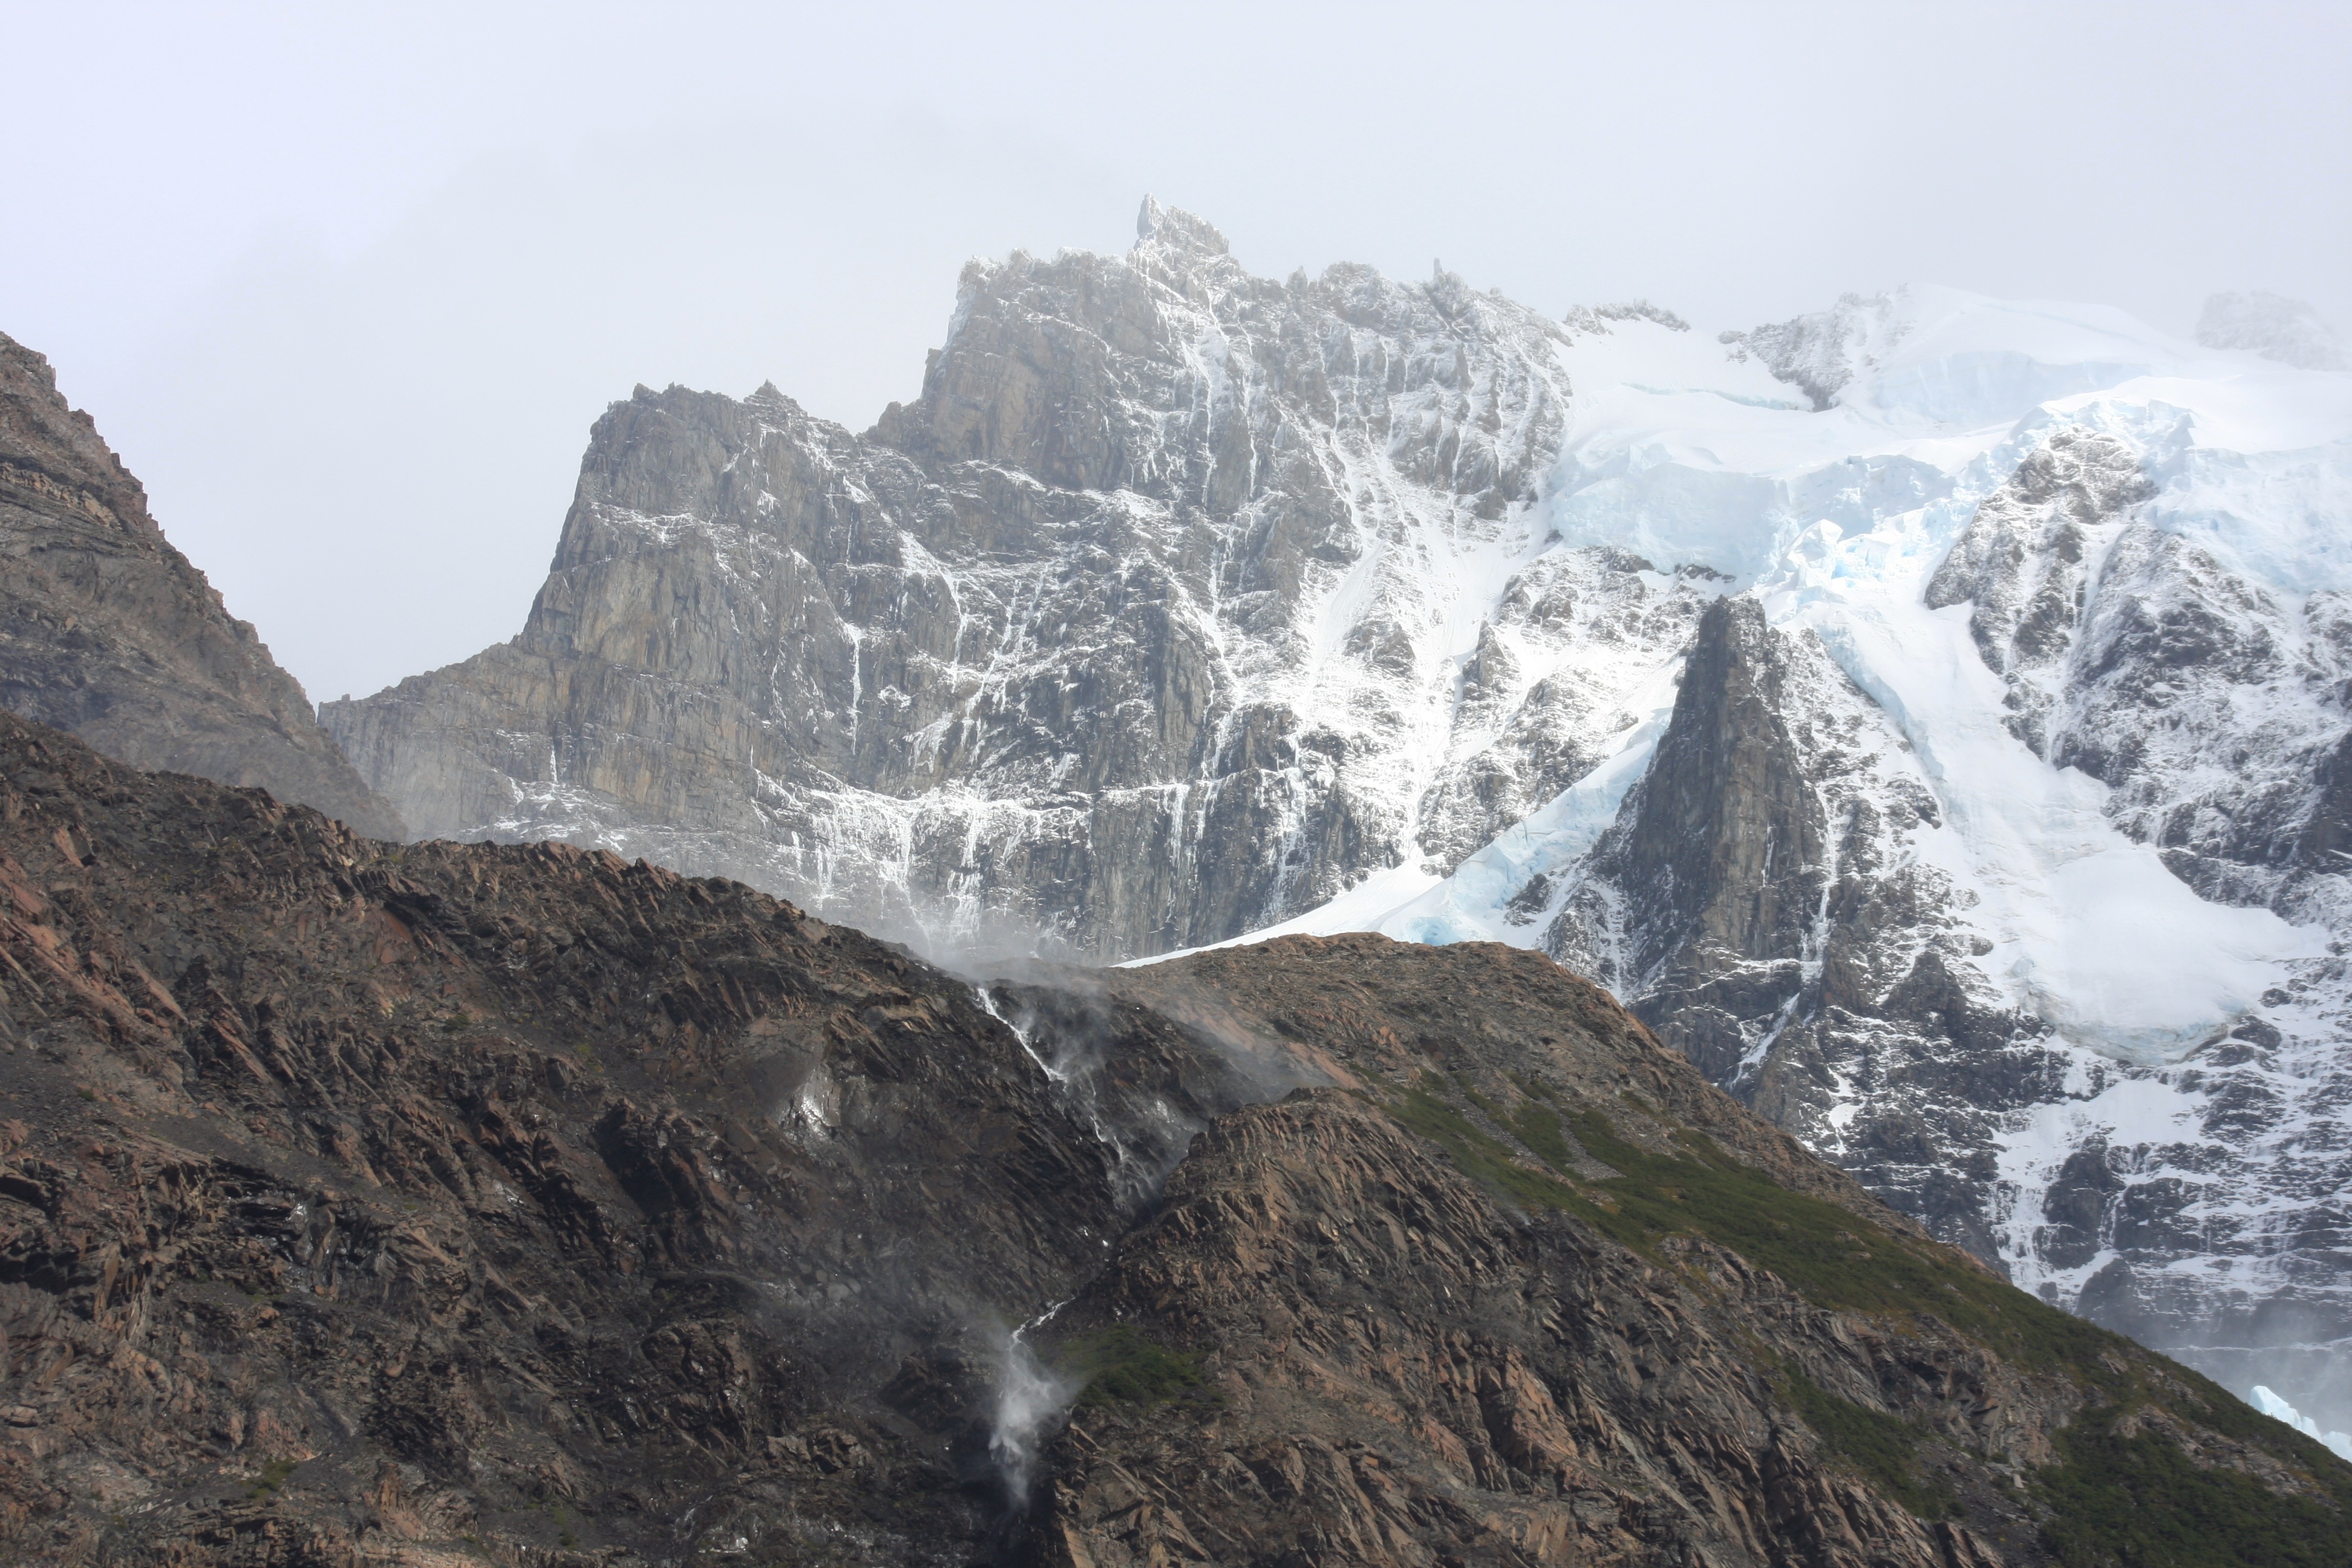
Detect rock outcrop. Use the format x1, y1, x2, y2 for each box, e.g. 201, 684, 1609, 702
5, 711, 2351, 1565
2195, 291, 2347, 371
0, 332, 403, 840
322, 200, 1606, 962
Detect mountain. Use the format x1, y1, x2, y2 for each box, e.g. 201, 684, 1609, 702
322, 198, 1592, 964
0, 332, 404, 840
1303, 284, 2352, 1434
320, 211, 2352, 1434
6, 710, 2351, 1566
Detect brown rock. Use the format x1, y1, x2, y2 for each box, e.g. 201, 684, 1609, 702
0, 332, 402, 841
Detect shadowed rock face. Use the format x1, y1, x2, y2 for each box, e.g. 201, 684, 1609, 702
0, 332, 403, 841
1550, 595, 2061, 1260
5, 714, 2350, 1567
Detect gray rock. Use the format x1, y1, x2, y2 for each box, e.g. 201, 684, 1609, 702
2197, 290, 2347, 371
1720, 291, 1901, 410
326, 201, 1581, 960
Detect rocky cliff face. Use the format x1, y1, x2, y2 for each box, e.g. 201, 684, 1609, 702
322, 223, 2352, 1439
323, 199, 1645, 962
6, 712, 2350, 1567
0, 332, 403, 840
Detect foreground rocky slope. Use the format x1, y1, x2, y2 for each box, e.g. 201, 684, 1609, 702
0, 332, 402, 840
4, 714, 2349, 1566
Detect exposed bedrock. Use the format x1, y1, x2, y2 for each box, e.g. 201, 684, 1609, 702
6, 712, 2348, 1564
0, 331, 403, 840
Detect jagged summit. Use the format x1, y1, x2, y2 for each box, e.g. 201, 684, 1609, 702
332, 204, 1577, 963
1132, 192, 1229, 257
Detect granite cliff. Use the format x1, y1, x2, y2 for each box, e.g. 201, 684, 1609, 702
0, 332, 402, 840
5, 711, 2350, 1566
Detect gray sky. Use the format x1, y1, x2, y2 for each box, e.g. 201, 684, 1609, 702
7, 0, 2347, 703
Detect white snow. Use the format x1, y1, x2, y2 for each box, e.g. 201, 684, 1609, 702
1223, 287, 2347, 1068
1772, 524, 2324, 1063
1375, 658, 1681, 949
2253, 1385, 2352, 1462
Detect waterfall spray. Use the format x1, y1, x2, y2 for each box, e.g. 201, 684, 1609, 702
973, 985, 1197, 1210
975, 984, 1066, 1083
989, 1302, 1074, 1508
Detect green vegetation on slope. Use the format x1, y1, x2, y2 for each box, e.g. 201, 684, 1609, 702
1377, 1070, 2352, 1564
1385, 1069, 2126, 1373
1782, 1370, 1956, 1520
2041, 1419, 2352, 1568
1055, 1325, 1209, 1410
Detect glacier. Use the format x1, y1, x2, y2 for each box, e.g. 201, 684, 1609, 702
322, 211, 2352, 1431
2253, 1385, 2352, 1462
1157, 282, 2352, 1428
1177, 288, 2351, 1040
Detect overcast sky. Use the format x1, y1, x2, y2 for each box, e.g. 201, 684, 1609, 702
7, 1, 2347, 703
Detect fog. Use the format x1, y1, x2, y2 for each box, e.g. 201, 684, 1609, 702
5, 0, 2346, 702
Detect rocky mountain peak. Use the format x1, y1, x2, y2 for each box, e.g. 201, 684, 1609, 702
0, 333, 141, 503
1132, 193, 1229, 258
331, 204, 1580, 961
1724, 289, 1907, 410
2197, 289, 2347, 371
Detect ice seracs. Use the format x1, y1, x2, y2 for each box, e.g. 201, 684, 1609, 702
2253, 1385, 2352, 1462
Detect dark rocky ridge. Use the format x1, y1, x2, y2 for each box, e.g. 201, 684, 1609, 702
3, 714, 2348, 1565
0, 331, 403, 841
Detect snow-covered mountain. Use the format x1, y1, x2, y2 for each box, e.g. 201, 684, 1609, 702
1236, 281, 2352, 1431
328, 199, 1586, 962
325, 205, 2352, 1429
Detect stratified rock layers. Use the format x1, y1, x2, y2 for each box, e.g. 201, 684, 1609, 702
0, 331, 403, 840
6, 711, 2350, 1566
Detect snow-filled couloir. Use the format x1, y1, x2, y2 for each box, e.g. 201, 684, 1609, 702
324, 207, 2352, 1429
